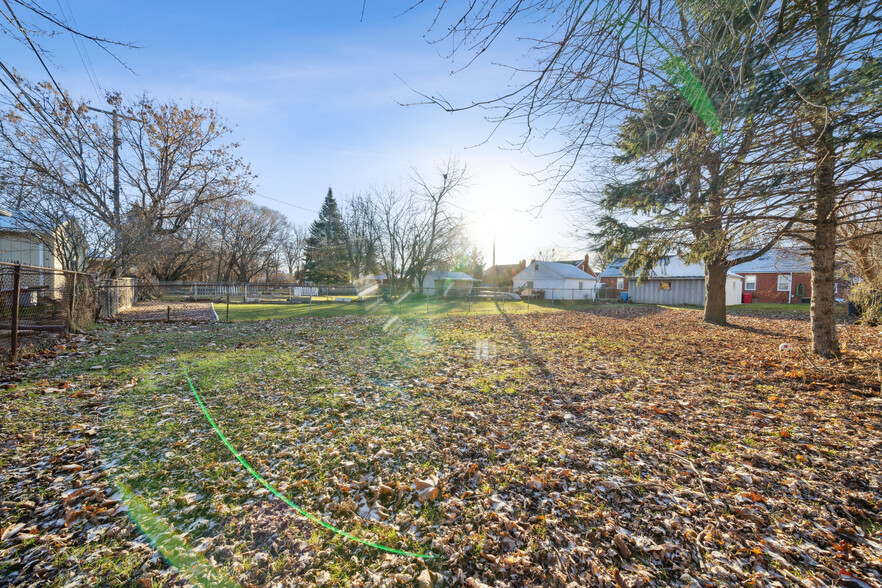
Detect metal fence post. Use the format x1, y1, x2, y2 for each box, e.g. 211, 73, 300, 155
68, 273, 77, 322
226, 290, 230, 323
10, 264, 21, 356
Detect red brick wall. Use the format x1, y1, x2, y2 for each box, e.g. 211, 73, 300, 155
743, 272, 811, 303
600, 277, 628, 293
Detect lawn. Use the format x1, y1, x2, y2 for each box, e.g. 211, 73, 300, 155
1, 307, 880, 587
220, 296, 596, 322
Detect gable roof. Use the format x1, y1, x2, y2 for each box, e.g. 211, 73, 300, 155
516, 260, 597, 281
730, 248, 811, 274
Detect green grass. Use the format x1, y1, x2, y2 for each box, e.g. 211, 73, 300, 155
217, 296, 606, 322
654, 301, 848, 318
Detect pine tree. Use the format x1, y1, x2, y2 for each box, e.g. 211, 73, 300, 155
303, 188, 350, 284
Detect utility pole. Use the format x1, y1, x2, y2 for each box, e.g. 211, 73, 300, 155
492, 230, 497, 291
84, 100, 140, 276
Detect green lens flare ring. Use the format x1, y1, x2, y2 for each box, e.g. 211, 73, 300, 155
183, 369, 440, 560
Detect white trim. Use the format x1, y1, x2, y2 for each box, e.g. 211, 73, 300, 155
744, 274, 757, 291
777, 274, 791, 292
616, 277, 624, 290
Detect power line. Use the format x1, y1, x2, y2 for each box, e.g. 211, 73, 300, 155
252, 191, 318, 214
57, 0, 103, 101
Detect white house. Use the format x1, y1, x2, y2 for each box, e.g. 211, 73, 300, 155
512, 260, 598, 300
417, 271, 479, 296
627, 256, 743, 306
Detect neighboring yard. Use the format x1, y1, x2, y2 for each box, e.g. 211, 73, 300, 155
220, 297, 584, 322
1, 307, 880, 587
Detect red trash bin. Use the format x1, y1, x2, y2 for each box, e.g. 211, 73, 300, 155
742, 292, 753, 303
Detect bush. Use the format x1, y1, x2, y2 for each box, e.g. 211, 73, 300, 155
849, 282, 882, 325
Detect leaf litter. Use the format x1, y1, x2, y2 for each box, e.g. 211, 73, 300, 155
0, 307, 880, 587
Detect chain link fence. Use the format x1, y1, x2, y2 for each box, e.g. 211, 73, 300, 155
97, 280, 620, 322
0, 262, 101, 356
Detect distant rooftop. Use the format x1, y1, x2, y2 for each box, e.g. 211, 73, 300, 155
730, 249, 811, 274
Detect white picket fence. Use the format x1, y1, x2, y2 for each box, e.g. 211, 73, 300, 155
193, 284, 259, 297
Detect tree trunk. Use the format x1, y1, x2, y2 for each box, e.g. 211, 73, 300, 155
704, 261, 728, 325
811, 179, 840, 357
808, 0, 840, 358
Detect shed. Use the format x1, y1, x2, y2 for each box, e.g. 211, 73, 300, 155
512, 260, 598, 300
417, 271, 478, 296
627, 257, 743, 306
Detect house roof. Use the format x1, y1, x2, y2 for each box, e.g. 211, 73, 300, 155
597, 257, 629, 278
425, 271, 478, 281
730, 248, 811, 274
515, 260, 597, 282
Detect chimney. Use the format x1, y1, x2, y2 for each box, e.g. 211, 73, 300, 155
583, 254, 595, 277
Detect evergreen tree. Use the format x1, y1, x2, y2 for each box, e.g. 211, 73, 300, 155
593, 1, 795, 325
303, 188, 350, 284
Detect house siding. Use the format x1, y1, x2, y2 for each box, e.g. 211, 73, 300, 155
743, 272, 811, 303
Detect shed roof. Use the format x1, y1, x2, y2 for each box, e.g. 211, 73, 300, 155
603, 255, 743, 279
425, 271, 478, 281
0, 208, 41, 233
729, 249, 811, 274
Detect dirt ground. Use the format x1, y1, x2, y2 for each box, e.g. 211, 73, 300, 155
113, 300, 218, 322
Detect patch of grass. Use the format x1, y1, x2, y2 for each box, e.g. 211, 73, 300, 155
218, 297, 568, 322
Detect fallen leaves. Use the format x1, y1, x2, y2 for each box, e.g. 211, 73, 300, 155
1, 308, 880, 586
414, 475, 440, 501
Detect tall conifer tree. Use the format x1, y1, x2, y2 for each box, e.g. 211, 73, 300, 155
303, 188, 350, 283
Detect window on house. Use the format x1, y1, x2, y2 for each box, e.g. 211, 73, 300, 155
525, 281, 533, 289
745, 275, 756, 291
659, 281, 672, 290
616, 277, 624, 290
777, 274, 791, 292
578, 281, 583, 290
535, 264, 539, 271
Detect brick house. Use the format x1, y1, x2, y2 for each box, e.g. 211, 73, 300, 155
597, 258, 630, 295
730, 249, 812, 304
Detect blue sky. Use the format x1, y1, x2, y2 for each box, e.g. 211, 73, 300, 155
8, 1, 590, 264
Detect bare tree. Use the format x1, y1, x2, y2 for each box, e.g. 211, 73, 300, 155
372, 186, 419, 296
119, 96, 253, 238
219, 199, 288, 283
410, 158, 468, 293
343, 193, 379, 279
281, 222, 307, 281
